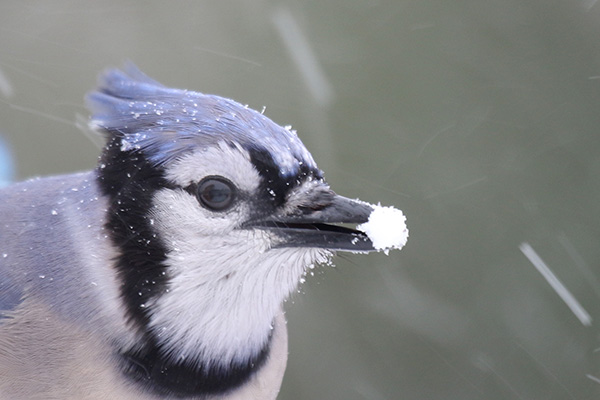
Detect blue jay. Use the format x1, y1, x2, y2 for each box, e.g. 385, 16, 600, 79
0, 66, 405, 399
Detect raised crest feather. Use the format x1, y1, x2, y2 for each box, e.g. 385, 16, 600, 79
86, 63, 318, 176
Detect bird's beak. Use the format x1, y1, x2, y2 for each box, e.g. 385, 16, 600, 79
247, 194, 377, 252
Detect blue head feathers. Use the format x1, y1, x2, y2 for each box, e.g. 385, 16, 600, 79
86, 64, 319, 179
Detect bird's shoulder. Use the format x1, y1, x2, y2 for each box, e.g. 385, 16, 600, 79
0, 171, 99, 323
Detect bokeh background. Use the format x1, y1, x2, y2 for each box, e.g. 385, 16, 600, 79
1, 1, 600, 399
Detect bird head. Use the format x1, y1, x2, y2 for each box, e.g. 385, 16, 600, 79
86, 65, 404, 394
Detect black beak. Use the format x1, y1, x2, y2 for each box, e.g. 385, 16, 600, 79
246, 194, 377, 252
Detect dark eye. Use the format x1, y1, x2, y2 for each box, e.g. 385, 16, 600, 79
196, 176, 236, 211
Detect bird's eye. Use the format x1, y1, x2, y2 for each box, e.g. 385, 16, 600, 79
196, 176, 236, 211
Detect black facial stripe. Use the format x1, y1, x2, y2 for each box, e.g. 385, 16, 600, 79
96, 134, 174, 332
248, 148, 323, 215
122, 332, 271, 397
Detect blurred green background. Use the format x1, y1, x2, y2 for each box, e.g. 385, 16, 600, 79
1, 1, 600, 399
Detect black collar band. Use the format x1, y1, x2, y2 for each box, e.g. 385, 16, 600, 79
121, 331, 272, 397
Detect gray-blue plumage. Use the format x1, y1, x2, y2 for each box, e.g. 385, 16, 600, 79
0, 174, 122, 334
0, 275, 21, 321
86, 65, 317, 177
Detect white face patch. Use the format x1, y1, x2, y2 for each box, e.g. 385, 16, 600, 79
163, 141, 260, 194
149, 185, 332, 368
147, 145, 332, 368
151, 188, 246, 236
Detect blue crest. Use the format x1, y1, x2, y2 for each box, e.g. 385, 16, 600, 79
86, 64, 318, 178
